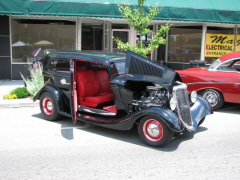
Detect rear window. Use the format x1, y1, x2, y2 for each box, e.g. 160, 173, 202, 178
47, 58, 70, 71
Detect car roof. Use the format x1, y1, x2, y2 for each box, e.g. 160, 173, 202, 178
48, 51, 126, 63
220, 51, 240, 62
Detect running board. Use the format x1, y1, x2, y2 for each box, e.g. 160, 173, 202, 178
79, 106, 116, 116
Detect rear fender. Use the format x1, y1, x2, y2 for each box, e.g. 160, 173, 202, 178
34, 84, 68, 112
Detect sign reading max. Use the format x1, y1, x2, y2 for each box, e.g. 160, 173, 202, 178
205, 33, 240, 57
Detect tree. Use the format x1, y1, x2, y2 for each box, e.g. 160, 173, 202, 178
114, 0, 170, 57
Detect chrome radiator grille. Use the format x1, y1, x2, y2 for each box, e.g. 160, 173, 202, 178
173, 83, 193, 129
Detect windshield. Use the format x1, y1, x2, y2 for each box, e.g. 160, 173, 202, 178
110, 61, 126, 76
208, 59, 221, 70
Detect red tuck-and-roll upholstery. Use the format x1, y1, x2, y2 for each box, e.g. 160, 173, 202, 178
94, 71, 112, 93
77, 68, 114, 107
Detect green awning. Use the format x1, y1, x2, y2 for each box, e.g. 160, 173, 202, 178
1, 0, 240, 24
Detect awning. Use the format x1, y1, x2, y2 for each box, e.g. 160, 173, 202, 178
34, 40, 54, 46
1, 0, 240, 24
12, 41, 33, 47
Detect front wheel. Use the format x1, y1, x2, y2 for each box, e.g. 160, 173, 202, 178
198, 117, 205, 126
138, 116, 173, 147
40, 92, 62, 121
200, 89, 224, 110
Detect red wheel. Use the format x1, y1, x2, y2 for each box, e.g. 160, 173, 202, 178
142, 119, 164, 142
138, 116, 173, 147
40, 92, 61, 121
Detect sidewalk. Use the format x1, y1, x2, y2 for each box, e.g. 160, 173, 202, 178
0, 80, 39, 108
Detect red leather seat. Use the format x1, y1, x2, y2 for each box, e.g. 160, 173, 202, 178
77, 69, 114, 107
94, 70, 112, 93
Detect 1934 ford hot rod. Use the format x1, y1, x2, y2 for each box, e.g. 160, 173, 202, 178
34, 51, 212, 147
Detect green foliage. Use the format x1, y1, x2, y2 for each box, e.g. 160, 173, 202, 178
11, 87, 30, 98
3, 87, 30, 99
115, 0, 170, 57
3, 93, 18, 100
21, 63, 44, 97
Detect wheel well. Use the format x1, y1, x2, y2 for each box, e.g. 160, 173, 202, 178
135, 114, 180, 132
39, 88, 70, 112
198, 88, 224, 101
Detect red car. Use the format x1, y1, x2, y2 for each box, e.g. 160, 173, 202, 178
177, 52, 240, 110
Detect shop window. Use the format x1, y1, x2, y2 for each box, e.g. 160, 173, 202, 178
82, 19, 103, 50
205, 27, 234, 64
168, 26, 202, 63
11, 18, 76, 63
113, 31, 129, 52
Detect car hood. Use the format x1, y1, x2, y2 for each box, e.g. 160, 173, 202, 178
125, 51, 181, 91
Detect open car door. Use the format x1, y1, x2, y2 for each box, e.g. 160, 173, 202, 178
70, 60, 78, 124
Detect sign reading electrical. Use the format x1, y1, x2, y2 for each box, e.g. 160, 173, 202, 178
205, 33, 240, 57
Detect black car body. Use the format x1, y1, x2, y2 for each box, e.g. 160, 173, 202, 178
34, 51, 212, 147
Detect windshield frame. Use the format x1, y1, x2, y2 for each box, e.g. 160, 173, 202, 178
208, 58, 221, 71
109, 60, 126, 77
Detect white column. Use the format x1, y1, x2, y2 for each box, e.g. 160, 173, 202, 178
200, 23, 207, 61
129, 27, 136, 44
165, 26, 169, 63
76, 18, 82, 50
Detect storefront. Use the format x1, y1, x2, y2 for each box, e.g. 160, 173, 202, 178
1, 0, 240, 80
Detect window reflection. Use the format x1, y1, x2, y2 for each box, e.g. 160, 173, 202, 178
113, 31, 128, 53
168, 27, 202, 63
11, 19, 76, 63
82, 19, 103, 50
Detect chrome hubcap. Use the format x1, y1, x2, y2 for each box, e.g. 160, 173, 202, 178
143, 119, 164, 142
42, 98, 53, 115
203, 92, 218, 106
147, 123, 160, 137
47, 101, 53, 111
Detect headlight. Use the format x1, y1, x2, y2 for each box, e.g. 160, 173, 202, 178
190, 91, 197, 103
170, 96, 177, 110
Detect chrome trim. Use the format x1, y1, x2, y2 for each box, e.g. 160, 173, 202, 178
80, 106, 116, 116
60, 78, 70, 85
186, 82, 240, 85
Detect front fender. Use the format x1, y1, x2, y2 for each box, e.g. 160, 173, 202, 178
190, 96, 213, 131
33, 84, 68, 112
141, 107, 183, 132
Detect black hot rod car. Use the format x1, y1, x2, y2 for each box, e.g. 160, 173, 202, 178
34, 51, 212, 147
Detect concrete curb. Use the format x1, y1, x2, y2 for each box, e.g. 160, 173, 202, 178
0, 99, 39, 108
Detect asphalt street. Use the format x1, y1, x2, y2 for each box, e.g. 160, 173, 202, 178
0, 104, 240, 180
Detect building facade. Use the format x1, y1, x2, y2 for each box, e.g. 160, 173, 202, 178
1, 0, 240, 80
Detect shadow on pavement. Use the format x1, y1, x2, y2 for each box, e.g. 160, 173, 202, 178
32, 112, 208, 151
216, 103, 240, 115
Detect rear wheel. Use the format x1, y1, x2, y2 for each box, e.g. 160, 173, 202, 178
138, 116, 173, 147
200, 89, 224, 110
40, 92, 62, 121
